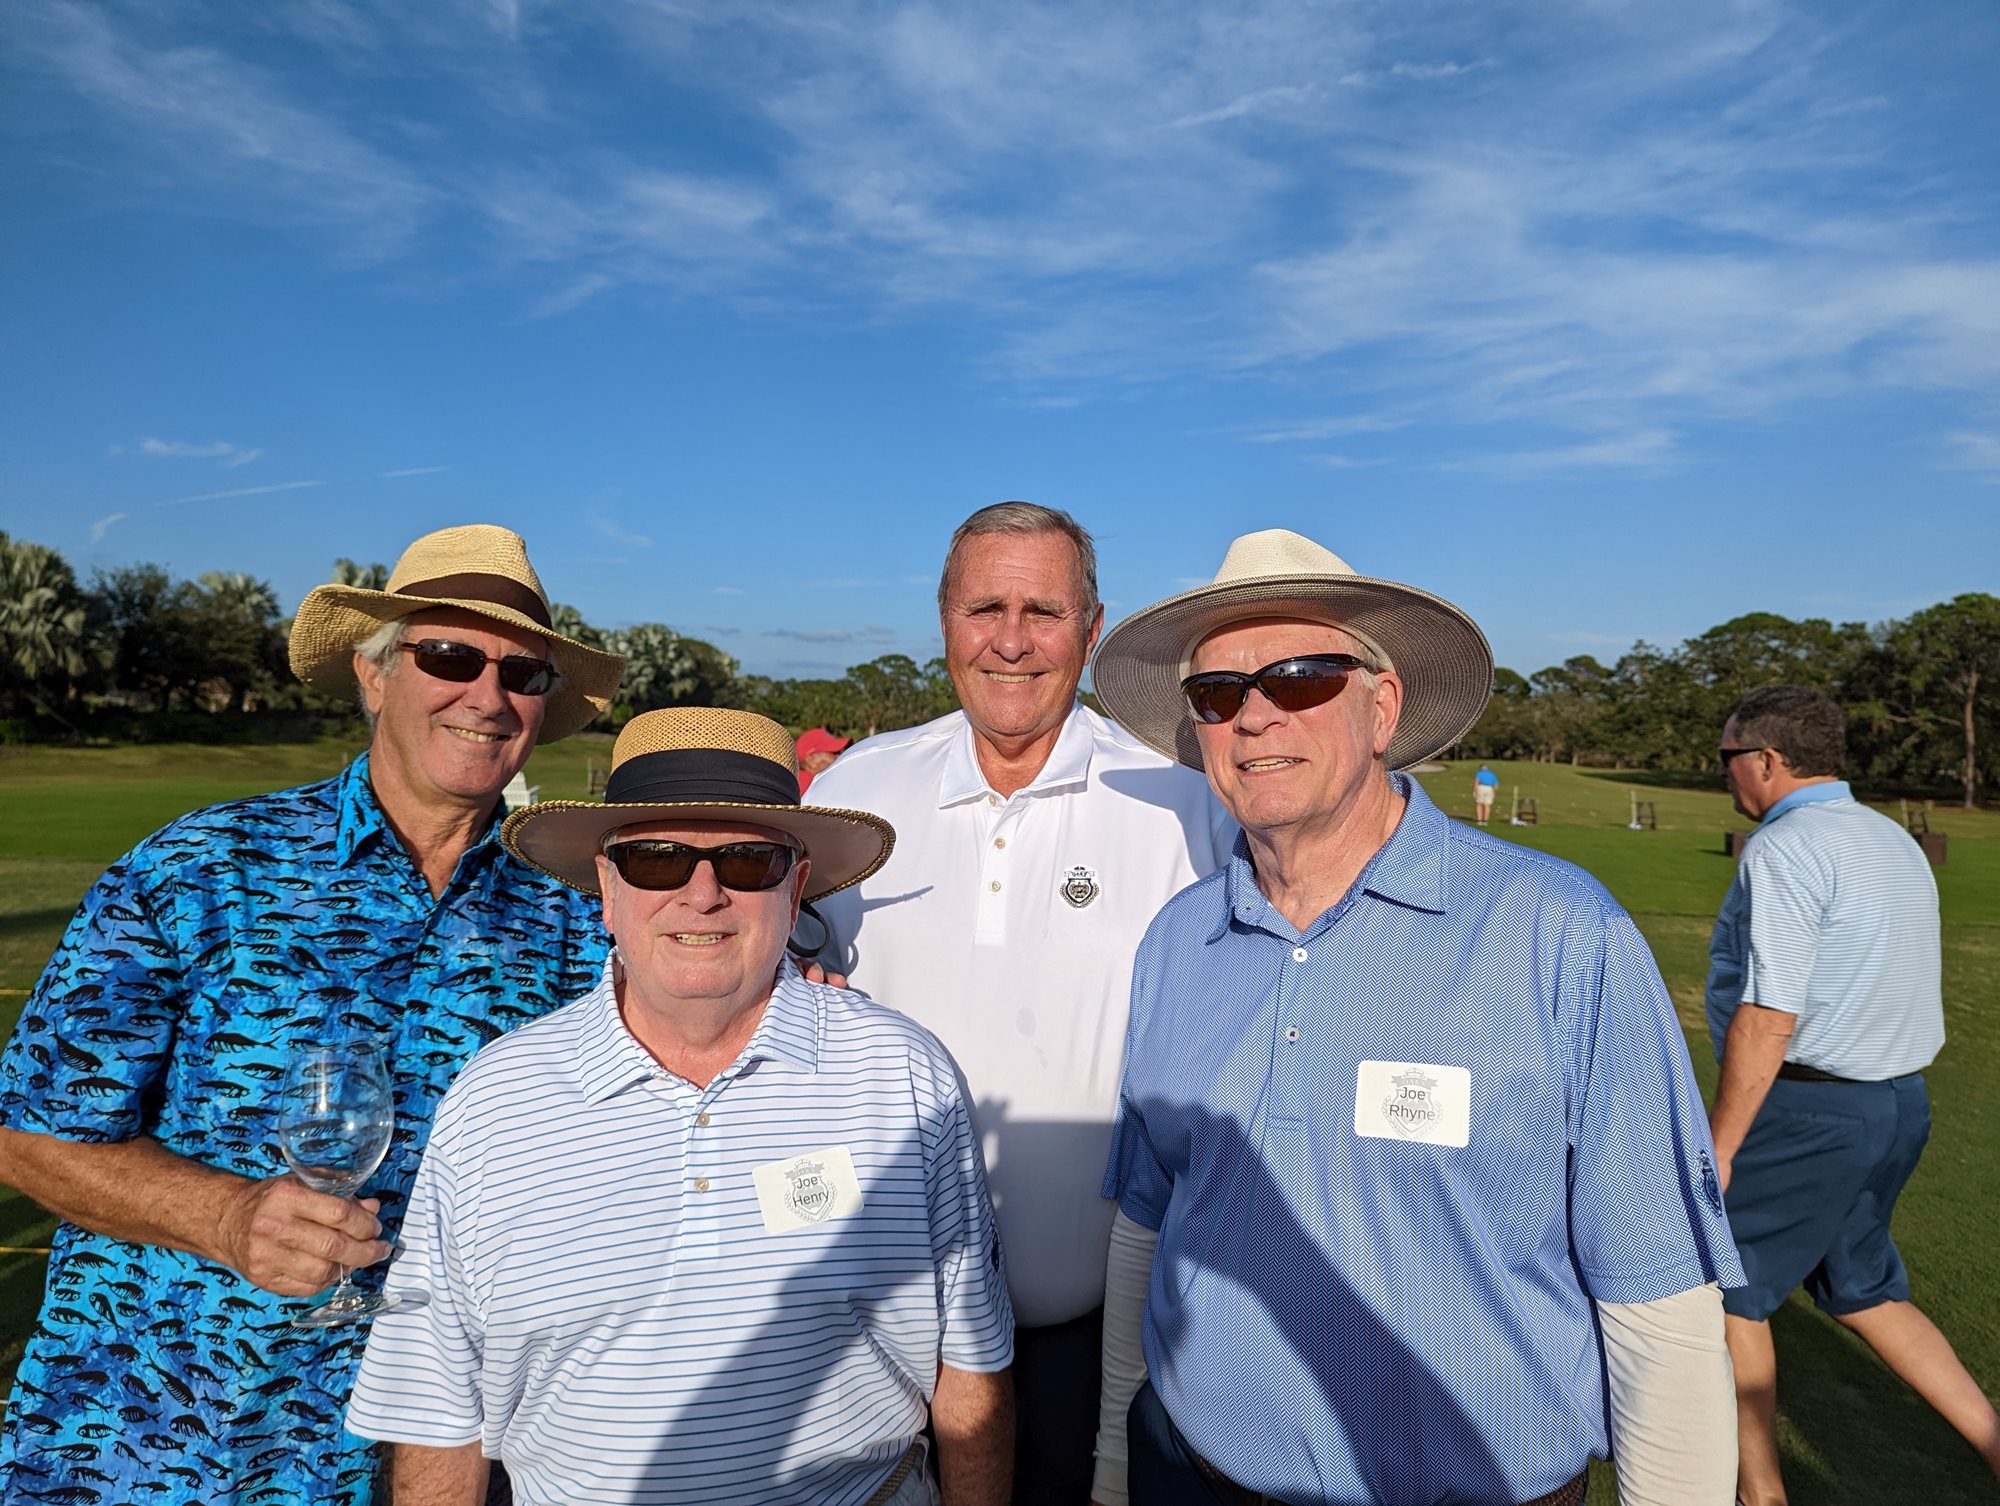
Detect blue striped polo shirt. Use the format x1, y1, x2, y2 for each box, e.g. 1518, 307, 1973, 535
1706, 781, 1944, 1080
345, 956, 1014, 1505
1106, 775, 1741, 1505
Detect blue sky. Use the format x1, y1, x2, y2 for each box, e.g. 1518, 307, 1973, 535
3, 0, 1997, 680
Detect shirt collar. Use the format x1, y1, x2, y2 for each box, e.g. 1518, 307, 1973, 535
573, 952, 824, 1105
333, 750, 506, 870
1762, 779, 1851, 824
938, 702, 1094, 807
1210, 771, 1450, 941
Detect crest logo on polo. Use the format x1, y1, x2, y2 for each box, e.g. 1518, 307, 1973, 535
1059, 865, 1100, 908
753, 1146, 864, 1234
1353, 1060, 1472, 1147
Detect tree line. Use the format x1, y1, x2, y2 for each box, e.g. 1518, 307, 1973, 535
0, 533, 959, 748
3, 531, 1992, 805
1456, 603, 2000, 808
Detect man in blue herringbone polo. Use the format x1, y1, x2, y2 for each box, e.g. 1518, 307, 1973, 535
1087, 530, 1744, 1506
348, 709, 1015, 1506
1707, 686, 2000, 1504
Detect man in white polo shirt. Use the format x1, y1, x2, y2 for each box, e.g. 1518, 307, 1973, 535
807, 502, 1234, 1503
347, 709, 1014, 1505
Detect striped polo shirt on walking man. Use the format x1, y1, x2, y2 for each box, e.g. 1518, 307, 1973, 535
346, 955, 1014, 1505
1706, 782, 1944, 1080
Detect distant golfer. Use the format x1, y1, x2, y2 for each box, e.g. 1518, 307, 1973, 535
1473, 762, 1499, 825
794, 724, 852, 794
1708, 686, 2000, 1502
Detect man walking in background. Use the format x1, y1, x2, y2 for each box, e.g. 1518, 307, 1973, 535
807, 502, 1234, 1505
0, 524, 623, 1505
1708, 685, 2000, 1503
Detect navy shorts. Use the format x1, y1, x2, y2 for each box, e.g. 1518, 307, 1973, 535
1721, 1074, 1930, 1322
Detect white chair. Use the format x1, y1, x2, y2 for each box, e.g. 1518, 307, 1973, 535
503, 772, 540, 810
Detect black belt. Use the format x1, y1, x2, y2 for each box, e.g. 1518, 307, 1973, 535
1777, 1061, 1862, 1084
1188, 1449, 1587, 1506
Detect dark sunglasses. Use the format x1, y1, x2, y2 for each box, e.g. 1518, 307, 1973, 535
399, 638, 560, 696
1181, 654, 1372, 725
604, 840, 800, 893
1718, 745, 1768, 767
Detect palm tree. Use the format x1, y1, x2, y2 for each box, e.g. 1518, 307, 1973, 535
0, 531, 97, 719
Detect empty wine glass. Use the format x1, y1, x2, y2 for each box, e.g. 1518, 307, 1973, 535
276, 1042, 400, 1329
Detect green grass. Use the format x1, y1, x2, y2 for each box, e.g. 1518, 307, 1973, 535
1, 747, 1994, 1498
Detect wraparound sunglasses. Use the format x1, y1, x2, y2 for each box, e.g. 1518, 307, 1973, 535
604, 840, 800, 892
1181, 653, 1372, 724
399, 638, 560, 696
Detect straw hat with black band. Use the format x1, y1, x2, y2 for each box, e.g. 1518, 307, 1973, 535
1090, 529, 1494, 772
503, 707, 895, 901
289, 523, 625, 743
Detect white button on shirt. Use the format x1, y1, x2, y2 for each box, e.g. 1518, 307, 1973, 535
808, 704, 1236, 1325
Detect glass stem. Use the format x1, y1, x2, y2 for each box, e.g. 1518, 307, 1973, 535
329, 1266, 356, 1306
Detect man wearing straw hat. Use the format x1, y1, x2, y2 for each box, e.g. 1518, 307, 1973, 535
0, 524, 622, 1506
805, 502, 1234, 1505
1087, 530, 1744, 1506
348, 708, 1015, 1506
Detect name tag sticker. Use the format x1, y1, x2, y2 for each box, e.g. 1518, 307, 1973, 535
1353, 1061, 1472, 1147
753, 1146, 865, 1234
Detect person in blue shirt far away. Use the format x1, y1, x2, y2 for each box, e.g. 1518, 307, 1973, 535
1473, 762, 1500, 825
1086, 528, 1745, 1506
1707, 685, 2000, 1504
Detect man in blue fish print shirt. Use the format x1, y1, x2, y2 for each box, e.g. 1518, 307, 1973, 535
0, 524, 624, 1506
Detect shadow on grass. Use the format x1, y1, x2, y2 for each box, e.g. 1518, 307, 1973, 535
1577, 768, 1728, 794
1770, 1296, 1997, 1503
0, 909, 77, 940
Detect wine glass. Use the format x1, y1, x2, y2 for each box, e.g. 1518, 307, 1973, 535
276, 1042, 401, 1329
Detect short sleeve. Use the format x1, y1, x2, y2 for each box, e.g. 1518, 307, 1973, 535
1739, 842, 1821, 1017
921, 1052, 1014, 1374
1568, 911, 1744, 1304
1101, 940, 1172, 1230
0, 858, 185, 1142
345, 1117, 487, 1446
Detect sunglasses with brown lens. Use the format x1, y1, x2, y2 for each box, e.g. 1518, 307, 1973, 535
1180, 653, 1371, 724
604, 840, 799, 892
399, 639, 560, 697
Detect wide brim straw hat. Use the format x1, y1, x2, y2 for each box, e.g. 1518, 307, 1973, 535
288, 523, 625, 743
503, 707, 895, 900
1090, 529, 1493, 772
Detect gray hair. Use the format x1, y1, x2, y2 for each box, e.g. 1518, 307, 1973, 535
352, 617, 405, 729
1727, 685, 1846, 778
937, 501, 1100, 618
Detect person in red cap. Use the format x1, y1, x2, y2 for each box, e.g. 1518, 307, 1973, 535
796, 725, 852, 793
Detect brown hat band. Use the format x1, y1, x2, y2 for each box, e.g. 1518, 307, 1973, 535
397, 571, 553, 629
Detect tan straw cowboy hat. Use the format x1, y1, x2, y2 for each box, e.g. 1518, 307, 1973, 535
1090, 529, 1493, 772
289, 523, 625, 743
502, 707, 895, 900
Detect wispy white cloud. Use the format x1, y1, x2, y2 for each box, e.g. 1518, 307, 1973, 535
90, 511, 128, 542
380, 464, 448, 478
136, 436, 262, 467
1443, 430, 1681, 476
20, 0, 2000, 459
1939, 431, 2000, 480
767, 625, 898, 644
1243, 415, 1408, 444
588, 513, 652, 549
159, 479, 324, 506
712, 585, 744, 595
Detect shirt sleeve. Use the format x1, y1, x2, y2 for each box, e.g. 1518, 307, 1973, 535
0, 856, 185, 1142
1101, 938, 1173, 1231
346, 1111, 487, 1446
1568, 909, 1745, 1304
921, 1049, 1015, 1374
1738, 840, 1822, 1017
